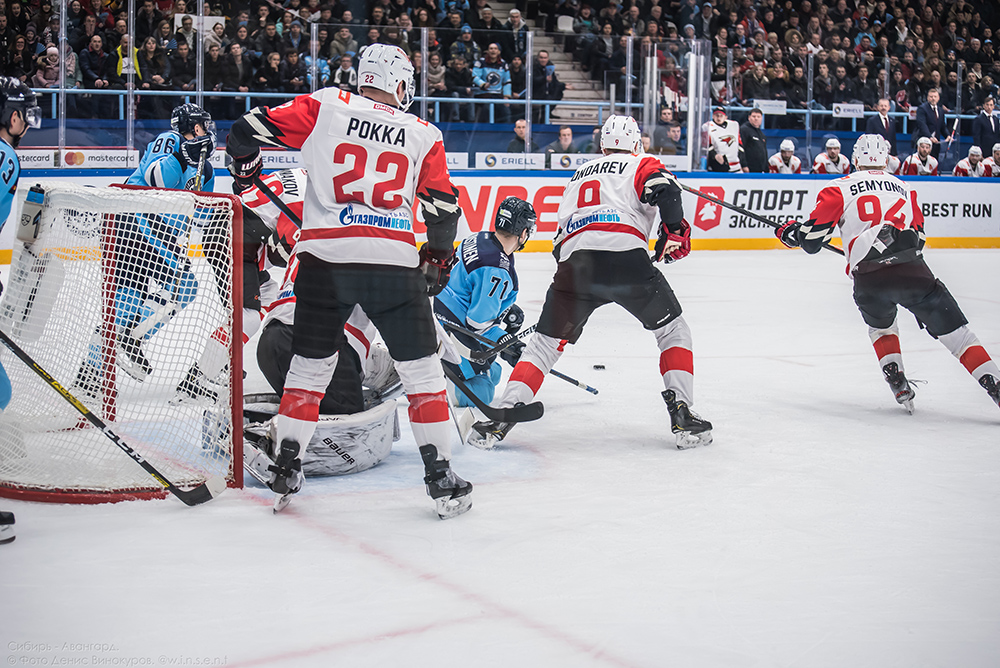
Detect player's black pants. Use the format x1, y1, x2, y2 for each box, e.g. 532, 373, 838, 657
257, 320, 364, 414
537, 248, 683, 343
852, 257, 968, 337
291, 253, 438, 362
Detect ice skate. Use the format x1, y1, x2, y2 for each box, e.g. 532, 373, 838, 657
980, 374, 1000, 408
71, 361, 102, 402
173, 365, 219, 404
0, 511, 14, 545
882, 362, 915, 413
268, 439, 304, 513
467, 416, 516, 450
419, 445, 472, 519
116, 327, 152, 382
662, 390, 713, 449
242, 432, 275, 486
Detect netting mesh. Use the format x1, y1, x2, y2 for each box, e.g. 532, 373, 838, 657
0, 183, 242, 501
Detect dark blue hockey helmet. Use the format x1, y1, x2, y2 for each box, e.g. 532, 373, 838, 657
494, 197, 537, 249
171, 103, 215, 137
0, 76, 41, 132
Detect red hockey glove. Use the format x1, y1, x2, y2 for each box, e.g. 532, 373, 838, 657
775, 221, 802, 248
229, 149, 262, 193
419, 244, 456, 296
653, 218, 691, 264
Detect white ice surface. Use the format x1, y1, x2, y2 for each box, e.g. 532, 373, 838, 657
1, 249, 998, 668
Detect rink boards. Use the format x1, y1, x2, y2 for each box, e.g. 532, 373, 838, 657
2, 170, 998, 264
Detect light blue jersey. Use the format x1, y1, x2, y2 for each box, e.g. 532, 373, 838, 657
126, 130, 216, 192
0, 138, 19, 410
434, 232, 519, 407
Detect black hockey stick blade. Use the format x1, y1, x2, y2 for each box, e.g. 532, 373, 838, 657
253, 175, 303, 227
681, 184, 845, 256
440, 362, 544, 423
0, 328, 227, 506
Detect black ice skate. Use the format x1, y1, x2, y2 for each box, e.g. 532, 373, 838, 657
174, 365, 219, 404
269, 439, 304, 513
980, 374, 1000, 408
71, 361, 102, 402
0, 511, 14, 545
662, 390, 714, 449
419, 445, 473, 519
116, 327, 152, 382
882, 362, 915, 413
467, 417, 516, 450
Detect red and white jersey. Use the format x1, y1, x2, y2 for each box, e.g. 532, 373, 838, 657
982, 157, 1000, 176
886, 154, 901, 175
232, 89, 459, 268
555, 153, 664, 261
804, 169, 924, 275
953, 158, 988, 177
706, 120, 742, 172
240, 168, 307, 237
768, 153, 802, 174
812, 152, 851, 174
899, 153, 939, 176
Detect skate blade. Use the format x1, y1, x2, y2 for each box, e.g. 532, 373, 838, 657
242, 443, 275, 486
434, 494, 473, 520
117, 358, 149, 383
466, 431, 498, 450
901, 399, 914, 414
273, 493, 294, 513
676, 429, 713, 449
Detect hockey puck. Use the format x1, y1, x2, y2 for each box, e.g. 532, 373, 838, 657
593, 364, 605, 370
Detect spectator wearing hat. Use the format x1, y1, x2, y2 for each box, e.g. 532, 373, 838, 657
972, 96, 1000, 154
694, 2, 718, 39
953, 145, 988, 177
739, 108, 768, 172
283, 19, 307, 54
450, 25, 482, 64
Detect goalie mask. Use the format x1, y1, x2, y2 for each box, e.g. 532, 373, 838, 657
601, 114, 641, 154
357, 43, 415, 111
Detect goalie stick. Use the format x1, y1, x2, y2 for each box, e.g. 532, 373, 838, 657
439, 319, 598, 394
440, 362, 544, 422
680, 184, 845, 256
0, 328, 228, 506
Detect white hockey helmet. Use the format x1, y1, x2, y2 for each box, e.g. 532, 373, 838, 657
916, 136, 932, 147
968, 145, 983, 157
601, 114, 641, 153
993, 142, 1000, 154
825, 137, 841, 149
779, 139, 795, 152
852, 133, 890, 168
357, 43, 415, 111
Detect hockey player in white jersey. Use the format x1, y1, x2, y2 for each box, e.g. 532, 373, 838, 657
811, 138, 851, 174
981, 142, 1000, 176
469, 115, 713, 449
774, 134, 1000, 412
953, 145, 988, 177
226, 44, 470, 517
899, 137, 939, 176
705, 106, 743, 172
768, 139, 802, 173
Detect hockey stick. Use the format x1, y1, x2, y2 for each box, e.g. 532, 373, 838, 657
252, 175, 303, 226
680, 184, 845, 256
193, 144, 209, 192
439, 319, 597, 394
0, 328, 228, 506
439, 318, 537, 362
440, 362, 544, 423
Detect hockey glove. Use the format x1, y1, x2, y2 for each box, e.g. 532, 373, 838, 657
775, 221, 802, 248
418, 244, 456, 297
265, 230, 294, 267
229, 149, 262, 193
497, 334, 526, 366
180, 132, 217, 166
501, 304, 524, 335
653, 218, 691, 264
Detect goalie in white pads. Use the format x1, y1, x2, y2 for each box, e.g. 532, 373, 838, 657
470, 115, 714, 450
775, 134, 1000, 413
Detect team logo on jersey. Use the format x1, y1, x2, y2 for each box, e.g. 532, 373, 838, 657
692, 187, 726, 231
718, 136, 735, 147
565, 208, 621, 234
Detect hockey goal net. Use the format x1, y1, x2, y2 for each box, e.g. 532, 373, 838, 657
0, 183, 243, 502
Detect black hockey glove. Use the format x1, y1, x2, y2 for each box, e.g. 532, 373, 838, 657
229, 149, 262, 193
418, 243, 456, 296
497, 334, 526, 366
775, 221, 802, 248
501, 304, 524, 335
653, 218, 691, 264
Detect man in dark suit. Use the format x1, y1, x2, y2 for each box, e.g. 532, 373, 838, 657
914, 87, 949, 158
972, 97, 1000, 154
865, 97, 898, 155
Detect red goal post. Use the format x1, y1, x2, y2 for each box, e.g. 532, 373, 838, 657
0, 183, 244, 503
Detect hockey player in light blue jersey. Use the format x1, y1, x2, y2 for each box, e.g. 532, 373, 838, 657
0, 77, 40, 545
127, 102, 217, 192
434, 197, 536, 406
